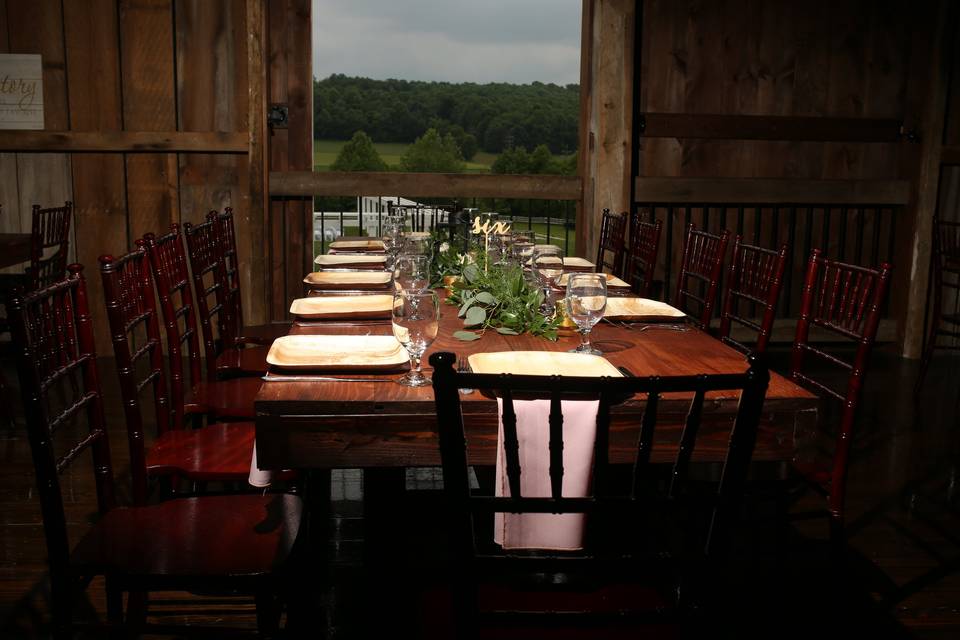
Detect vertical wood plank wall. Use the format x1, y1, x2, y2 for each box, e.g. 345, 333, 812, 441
0, 0, 263, 347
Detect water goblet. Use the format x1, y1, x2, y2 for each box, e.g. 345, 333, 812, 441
533, 245, 564, 312
393, 254, 431, 294
392, 291, 440, 387
565, 273, 608, 356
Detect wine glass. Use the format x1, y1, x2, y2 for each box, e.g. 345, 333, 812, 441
402, 232, 433, 258
382, 219, 404, 269
565, 273, 607, 356
392, 291, 440, 387
393, 254, 430, 293
533, 245, 564, 312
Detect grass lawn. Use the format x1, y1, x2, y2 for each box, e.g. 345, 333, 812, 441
314, 139, 495, 173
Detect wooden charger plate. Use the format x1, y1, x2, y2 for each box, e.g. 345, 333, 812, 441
266, 335, 409, 371
329, 239, 385, 252
303, 271, 392, 290
603, 297, 686, 322
468, 351, 623, 377
289, 295, 393, 320
314, 254, 387, 269
557, 272, 630, 289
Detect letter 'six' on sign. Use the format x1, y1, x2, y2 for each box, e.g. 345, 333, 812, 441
0, 54, 44, 130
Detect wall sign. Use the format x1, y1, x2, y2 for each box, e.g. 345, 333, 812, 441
0, 54, 44, 130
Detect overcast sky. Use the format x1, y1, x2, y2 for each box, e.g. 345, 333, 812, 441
312, 0, 581, 85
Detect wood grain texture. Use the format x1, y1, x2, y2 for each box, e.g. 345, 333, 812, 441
641, 114, 903, 142
245, 0, 268, 326
0, 131, 248, 153
634, 177, 912, 205
63, 0, 129, 350
120, 0, 179, 242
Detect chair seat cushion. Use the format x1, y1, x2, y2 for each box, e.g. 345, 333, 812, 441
215, 345, 270, 377
185, 377, 262, 418
237, 322, 290, 346
71, 494, 303, 578
147, 422, 257, 481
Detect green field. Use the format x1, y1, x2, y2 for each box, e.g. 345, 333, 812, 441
313, 139, 497, 173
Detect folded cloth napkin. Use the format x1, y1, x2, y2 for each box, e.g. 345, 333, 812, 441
249, 442, 272, 488
494, 398, 599, 550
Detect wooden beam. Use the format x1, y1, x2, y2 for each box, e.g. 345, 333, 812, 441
634, 177, 912, 205
942, 145, 960, 164
246, 0, 268, 326
269, 171, 583, 200
0, 131, 249, 153
640, 113, 904, 142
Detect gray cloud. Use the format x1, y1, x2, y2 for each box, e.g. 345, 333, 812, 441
312, 0, 581, 85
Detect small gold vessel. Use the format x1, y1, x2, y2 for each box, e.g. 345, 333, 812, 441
554, 300, 578, 329
443, 275, 461, 289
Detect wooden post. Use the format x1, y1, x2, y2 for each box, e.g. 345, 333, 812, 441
899, 0, 956, 359
578, 0, 635, 261
246, 0, 268, 326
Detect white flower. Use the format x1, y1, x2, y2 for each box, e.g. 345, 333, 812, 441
439, 242, 450, 254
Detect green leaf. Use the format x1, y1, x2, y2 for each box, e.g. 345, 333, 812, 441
464, 306, 487, 327
474, 291, 496, 305
458, 301, 472, 318
495, 327, 519, 335
453, 330, 481, 341
463, 263, 480, 283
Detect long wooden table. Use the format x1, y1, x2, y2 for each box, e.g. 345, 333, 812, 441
254, 302, 818, 471
0, 233, 31, 269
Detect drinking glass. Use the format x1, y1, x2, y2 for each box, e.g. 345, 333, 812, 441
393, 254, 430, 293
403, 232, 433, 258
382, 219, 404, 269
392, 291, 440, 387
533, 245, 564, 312
565, 273, 607, 356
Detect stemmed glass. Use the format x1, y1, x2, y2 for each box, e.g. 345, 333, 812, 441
403, 232, 433, 258
382, 219, 404, 270
392, 290, 440, 387
565, 273, 607, 356
393, 254, 430, 293
533, 245, 564, 312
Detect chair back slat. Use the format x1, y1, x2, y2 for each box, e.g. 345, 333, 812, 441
596, 209, 627, 275
548, 392, 564, 500
719, 238, 788, 354
100, 245, 172, 505
631, 388, 659, 499
500, 388, 522, 499
215, 208, 244, 337
27, 202, 73, 291
145, 226, 205, 422
675, 223, 729, 328
185, 218, 235, 369
626, 217, 662, 297
790, 249, 891, 522
669, 386, 706, 500
8, 266, 116, 583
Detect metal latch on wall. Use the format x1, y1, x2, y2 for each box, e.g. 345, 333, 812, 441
268, 104, 289, 129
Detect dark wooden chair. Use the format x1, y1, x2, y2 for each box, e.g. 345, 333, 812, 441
595, 208, 627, 275
789, 249, 892, 541
100, 245, 258, 495
674, 224, 730, 329
915, 216, 960, 396
214, 208, 289, 345
626, 216, 662, 298
428, 351, 769, 637
144, 225, 261, 421
26, 201, 74, 291
184, 217, 269, 378
717, 238, 788, 355
8, 265, 302, 638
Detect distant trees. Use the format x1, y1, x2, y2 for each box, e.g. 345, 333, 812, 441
491, 144, 576, 176
399, 128, 466, 173
330, 131, 388, 171
314, 74, 579, 155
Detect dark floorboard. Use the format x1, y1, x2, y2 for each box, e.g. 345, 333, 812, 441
1, 345, 960, 637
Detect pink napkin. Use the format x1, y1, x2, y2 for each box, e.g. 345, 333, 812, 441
248, 442, 272, 488
494, 398, 599, 550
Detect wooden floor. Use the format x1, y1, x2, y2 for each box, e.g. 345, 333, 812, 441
1, 346, 960, 637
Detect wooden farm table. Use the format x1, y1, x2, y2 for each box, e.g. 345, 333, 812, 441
0, 233, 31, 269
254, 305, 818, 471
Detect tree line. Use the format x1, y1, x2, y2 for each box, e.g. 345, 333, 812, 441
314, 74, 580, 157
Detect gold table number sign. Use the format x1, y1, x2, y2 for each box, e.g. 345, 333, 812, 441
0, 54, 44, 130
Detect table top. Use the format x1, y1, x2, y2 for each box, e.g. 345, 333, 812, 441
254, 294, 818, 470
0, 233, 31, 270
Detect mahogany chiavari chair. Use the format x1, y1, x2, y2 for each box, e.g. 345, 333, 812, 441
100, 245, 258, 494
915, 216, 960, 396
626, 217, 662, 298
717, 238, 788, 355
595, 208, 627, 275
789, 249, 892, 542
428, 351, 769, 636
143, 225, 262, 421
214, 208, 289, 346
674, 224, 730, 329
8, 266, 303, 637
184, 217, 269, 378
26, 201, 74, 291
